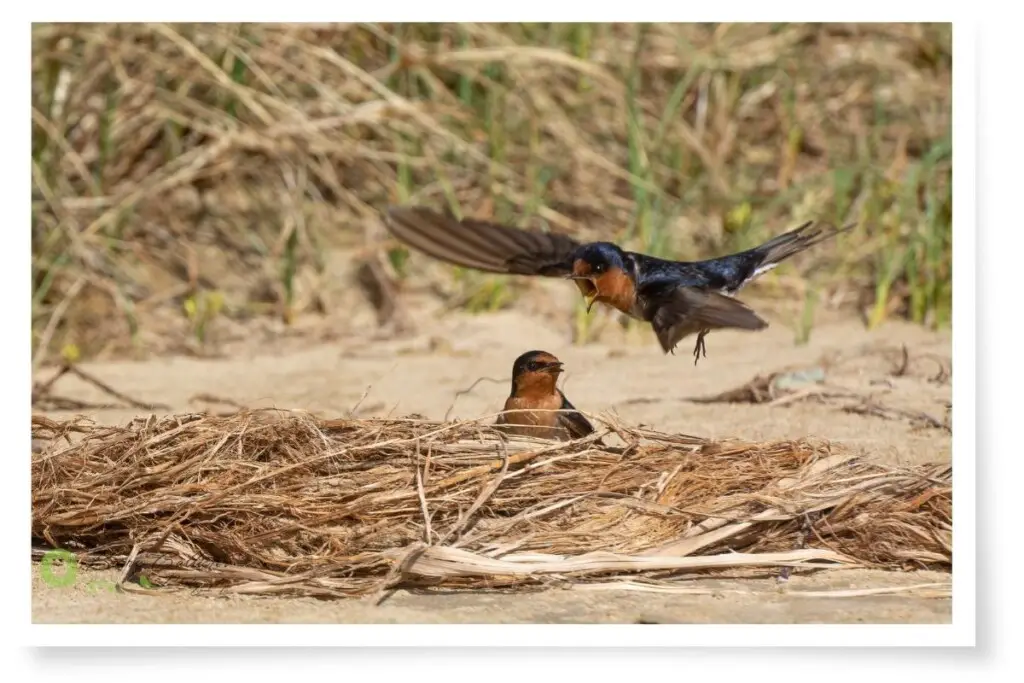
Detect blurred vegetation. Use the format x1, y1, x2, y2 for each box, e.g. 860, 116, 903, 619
31, 22, 951, 363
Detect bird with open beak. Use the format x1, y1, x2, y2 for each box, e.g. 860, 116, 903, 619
384, 206, 853, 364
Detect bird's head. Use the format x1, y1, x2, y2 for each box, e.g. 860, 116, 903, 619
566, 243, 634, 314
511, 350, 564, 395
512, 350, 564, 377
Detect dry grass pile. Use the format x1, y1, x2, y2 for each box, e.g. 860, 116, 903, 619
32, 410, 951, 599
32, 23, 951, 362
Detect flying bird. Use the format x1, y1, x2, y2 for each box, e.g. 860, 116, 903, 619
384, 205, 852, 363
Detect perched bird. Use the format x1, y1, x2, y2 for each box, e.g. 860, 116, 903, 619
495, 350, 595, 442
384, 206, 853, 363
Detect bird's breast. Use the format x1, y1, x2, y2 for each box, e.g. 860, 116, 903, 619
500, 393, 570, 440
594, 268, 639, 316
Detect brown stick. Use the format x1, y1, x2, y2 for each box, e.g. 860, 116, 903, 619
33, 362, 170, 411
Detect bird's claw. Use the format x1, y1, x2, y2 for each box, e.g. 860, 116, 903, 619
692, 330, 708, 366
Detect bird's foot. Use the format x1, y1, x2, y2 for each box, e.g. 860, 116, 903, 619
692, 330, 708, 366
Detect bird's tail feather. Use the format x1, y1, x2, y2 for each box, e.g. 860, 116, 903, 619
753, 221, 855, 271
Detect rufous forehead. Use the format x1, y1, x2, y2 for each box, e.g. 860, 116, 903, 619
572, 258, 592, 276
530, 352, 560, 365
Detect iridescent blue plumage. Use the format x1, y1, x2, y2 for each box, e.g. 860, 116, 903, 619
384, 206, 853, 363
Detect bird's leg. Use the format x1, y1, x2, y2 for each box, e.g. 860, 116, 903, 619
692, 329, 709, 365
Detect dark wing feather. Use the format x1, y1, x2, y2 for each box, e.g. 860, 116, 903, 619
647, 286, 768, 354
557, 391, 595, 440
384, 206, 580, 277
749, 220, 854, 268
693, 220, 855, 293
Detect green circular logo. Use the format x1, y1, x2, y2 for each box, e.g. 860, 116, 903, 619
40, 549, 78, 588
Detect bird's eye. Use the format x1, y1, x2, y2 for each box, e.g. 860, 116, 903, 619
526, 361, 538, 371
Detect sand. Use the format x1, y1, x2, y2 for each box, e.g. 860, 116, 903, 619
31, 291, 952, 624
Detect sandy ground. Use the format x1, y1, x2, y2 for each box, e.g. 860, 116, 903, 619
31, 292, 952, 624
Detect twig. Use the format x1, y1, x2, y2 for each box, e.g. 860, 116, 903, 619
444, 376, 508, 422
371, 541, 428, 606
69, 364, 170, 410
116, 542, 142, 590
32, 363, 71, 400
56, 363, 170, 410
843, 400, 950, 432
415, 445, 433, 545
347, 385, 374, 418
190, 393, 247, 410
33, 362, 170, 411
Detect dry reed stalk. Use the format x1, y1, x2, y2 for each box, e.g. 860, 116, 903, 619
32, 409, 951, 599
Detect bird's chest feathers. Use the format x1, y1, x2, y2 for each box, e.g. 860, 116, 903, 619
503, 391, 563, 426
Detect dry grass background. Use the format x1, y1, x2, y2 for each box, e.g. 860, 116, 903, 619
31, 22, 952, 364
32, 410, 951, 598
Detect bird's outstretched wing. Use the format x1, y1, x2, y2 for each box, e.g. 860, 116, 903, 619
384, 206, 580, 277
694, 220, 855, 293
744, 220, 853, 271
556, 391, 596, 440
644, 285, 768, 354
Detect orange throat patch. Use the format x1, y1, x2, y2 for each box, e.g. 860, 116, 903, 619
589, 269, 636, 315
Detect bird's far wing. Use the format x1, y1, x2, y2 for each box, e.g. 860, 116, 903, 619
384, 206, 580, 277
646, 285, 769, 354
557, 391, 596, 440
694, 220, 855, 293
